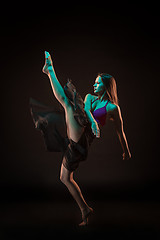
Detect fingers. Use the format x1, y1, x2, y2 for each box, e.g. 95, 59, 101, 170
92, 127, 100, 138
122, 153, 125, 160
92, 128, 96, 136
96, 127, 100, 138
96, 130, 100, 138
122, 153, 131, 160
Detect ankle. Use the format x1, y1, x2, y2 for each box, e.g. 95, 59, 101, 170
81, 206, 89, 214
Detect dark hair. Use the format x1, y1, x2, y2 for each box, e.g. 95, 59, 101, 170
98, 73, 118, 105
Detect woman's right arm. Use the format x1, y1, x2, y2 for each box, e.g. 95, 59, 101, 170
84, 94, 94, 123
84, 94, 100, 138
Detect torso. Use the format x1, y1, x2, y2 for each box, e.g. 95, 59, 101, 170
64, 94, 117, 142
91, 95, 117, 122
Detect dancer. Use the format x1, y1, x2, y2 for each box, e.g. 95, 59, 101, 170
85, 73, 131, 161
30, 51, 131, 226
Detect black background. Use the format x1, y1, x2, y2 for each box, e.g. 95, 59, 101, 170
0, 2, 160, 239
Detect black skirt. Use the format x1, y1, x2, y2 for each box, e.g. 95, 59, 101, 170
29, 81, 95, 172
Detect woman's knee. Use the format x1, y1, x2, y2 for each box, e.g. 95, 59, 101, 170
60, 172, 67, 184
60, 164, 71, 184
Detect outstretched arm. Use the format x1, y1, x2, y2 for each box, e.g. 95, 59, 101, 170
112, 105, 131, 160
43, 51, 70, 108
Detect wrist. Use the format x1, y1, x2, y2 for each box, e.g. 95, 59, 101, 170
91, 119, 97, 125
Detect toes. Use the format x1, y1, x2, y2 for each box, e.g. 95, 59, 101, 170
79, 220, 88, 227
45, 51, 50, 58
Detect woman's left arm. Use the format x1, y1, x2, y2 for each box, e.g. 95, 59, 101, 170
112, 105, 131, 160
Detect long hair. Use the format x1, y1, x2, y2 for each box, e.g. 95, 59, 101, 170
98, 73, 119, 105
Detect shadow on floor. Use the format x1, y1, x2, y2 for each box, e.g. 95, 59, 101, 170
1, 184, 160, 239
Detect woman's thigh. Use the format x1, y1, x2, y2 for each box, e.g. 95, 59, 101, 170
64, 105, 84, 143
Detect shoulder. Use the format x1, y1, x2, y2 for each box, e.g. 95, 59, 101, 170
84, 94, 98, 111
84, 94, 97, 102
107, 102, 122, 120
84, 93, 91, 101
107, 101, 118, 112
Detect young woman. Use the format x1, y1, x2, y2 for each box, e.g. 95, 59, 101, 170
30, 51, 131, 226
85, 73, 131, 161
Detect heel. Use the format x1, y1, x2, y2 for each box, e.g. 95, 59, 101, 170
79, 208, 94, 227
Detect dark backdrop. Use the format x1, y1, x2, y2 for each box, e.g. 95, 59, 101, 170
0, 3, 159, 239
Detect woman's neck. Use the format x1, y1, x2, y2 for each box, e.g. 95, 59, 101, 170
98, 91, 108, 102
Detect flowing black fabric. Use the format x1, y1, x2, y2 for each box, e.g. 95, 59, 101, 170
29, 80, 95, 172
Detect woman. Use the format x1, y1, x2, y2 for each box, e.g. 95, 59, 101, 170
30, 51, 131, 226
85, 73, 131, 160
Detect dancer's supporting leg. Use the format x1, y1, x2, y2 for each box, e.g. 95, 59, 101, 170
60, 162, 93, 225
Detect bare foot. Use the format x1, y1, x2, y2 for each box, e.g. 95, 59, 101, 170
79, 207, 93, 226
42, 51, 53, 75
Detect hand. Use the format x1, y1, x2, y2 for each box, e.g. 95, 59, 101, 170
122, 152, 131, 160
91, 121, 100, 138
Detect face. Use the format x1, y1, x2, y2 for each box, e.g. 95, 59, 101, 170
93, 76, 105, 95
